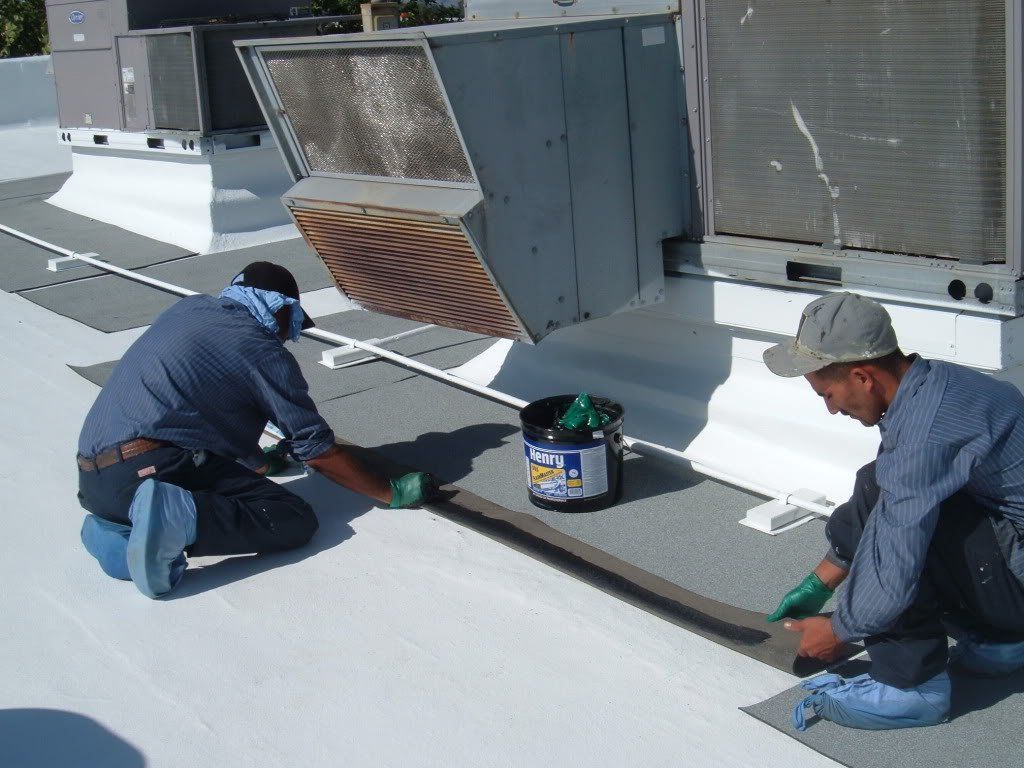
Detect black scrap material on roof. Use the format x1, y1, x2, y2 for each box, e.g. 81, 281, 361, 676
342, 437, 854, 675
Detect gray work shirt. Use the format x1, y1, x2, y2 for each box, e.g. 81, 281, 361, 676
831, 355, 1024, 642
78, 295, 334, 463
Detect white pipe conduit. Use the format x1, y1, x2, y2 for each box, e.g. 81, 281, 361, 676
2, 223, 833, 519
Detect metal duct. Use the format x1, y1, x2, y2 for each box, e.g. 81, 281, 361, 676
705, 0, 1006, 264
291, 206, 524, 339
238, 15, 683, 342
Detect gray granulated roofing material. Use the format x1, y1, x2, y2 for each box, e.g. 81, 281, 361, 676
316, 373, 830, 616
19, 238, 331, 331
0, 172, 70, 208
291, 313, 494, 403
68, 360, 118, 388
742, 658, 1024, 768
0, 197, 190, 291
141, 237, 332, 295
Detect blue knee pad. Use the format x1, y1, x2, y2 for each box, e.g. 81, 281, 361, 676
126, 479, 197, 599
792, 670, 950, 731
80, 515, 132, 581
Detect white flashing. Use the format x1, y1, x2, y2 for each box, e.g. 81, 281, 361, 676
46, 252, 95, 272
47, 135, 297, 254
319, 325, 437, 369
740, 488, 828, 535
321, 342, 384, 369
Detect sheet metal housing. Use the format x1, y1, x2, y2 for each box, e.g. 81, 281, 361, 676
678, 0, 1024, 315
44, 0, 341, 134
237, 15, 686, 343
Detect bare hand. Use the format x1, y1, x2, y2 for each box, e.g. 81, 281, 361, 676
784, 616, 844, 662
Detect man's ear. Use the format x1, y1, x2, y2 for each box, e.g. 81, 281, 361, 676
850, 367, 872, 388
273, 307, 291, 333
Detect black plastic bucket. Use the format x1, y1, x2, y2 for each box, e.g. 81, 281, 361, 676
519, 395, 625, 513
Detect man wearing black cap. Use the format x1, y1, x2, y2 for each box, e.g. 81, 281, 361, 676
764, 291, 1024, 730
76, 261, 437, 599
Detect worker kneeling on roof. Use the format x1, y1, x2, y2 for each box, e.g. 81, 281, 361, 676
765, 292, 1024, 730
75, 261, 438, 599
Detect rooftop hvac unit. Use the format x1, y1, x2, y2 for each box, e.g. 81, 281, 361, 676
44, 0, 344, 133
237, 15, 686, 342
676, 0, 1023, 313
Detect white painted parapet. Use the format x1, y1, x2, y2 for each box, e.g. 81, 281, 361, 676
0, 55, 59, 128
47, 130, 296, 254
0, 55, 71, 182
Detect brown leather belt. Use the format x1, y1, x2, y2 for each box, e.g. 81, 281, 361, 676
77, 438, 171, 472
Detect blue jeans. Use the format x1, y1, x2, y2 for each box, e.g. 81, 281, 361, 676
77, 446, 318, 556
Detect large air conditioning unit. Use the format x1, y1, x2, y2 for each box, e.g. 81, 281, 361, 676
44, 0, 342, 134
236, 15, 687, 342
674, 0, 1022, 314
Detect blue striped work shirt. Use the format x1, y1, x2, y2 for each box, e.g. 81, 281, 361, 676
78, 295, 335, 464
831, 355, 1024, 642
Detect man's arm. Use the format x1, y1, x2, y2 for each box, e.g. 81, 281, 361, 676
249, 352, 438, 508
815, 558, 848, 589
830, 442, 973, 642
306, 445, 392, 505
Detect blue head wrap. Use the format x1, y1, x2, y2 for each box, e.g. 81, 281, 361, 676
218, 276, 304, 342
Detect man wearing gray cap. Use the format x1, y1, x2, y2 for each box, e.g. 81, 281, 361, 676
764, 292, 1024, 730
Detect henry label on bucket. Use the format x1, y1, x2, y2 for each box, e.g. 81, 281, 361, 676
524, 438, 608, 501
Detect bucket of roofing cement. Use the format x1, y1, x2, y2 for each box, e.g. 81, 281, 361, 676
520, 395, 624, 513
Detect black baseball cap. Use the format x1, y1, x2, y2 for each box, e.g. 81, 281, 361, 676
232, 261, 315, 330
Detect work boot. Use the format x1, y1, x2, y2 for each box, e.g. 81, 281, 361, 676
80, 515, 132, 581
951, 635, 1024, 676
126, 479, 197, 599
792, 670, 950, 731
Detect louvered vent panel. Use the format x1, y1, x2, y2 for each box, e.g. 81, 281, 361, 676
147, 33, 200, 131
292, 207, 524, 340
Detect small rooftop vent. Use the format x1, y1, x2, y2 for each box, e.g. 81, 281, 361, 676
238, 15, 686, 342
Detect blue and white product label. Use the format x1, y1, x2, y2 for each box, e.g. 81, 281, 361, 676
524, 437, 608, 502
68, 11, 86, 24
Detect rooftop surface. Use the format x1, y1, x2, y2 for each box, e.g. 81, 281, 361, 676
0, 186, 838, 766
2, 166, 1021, 766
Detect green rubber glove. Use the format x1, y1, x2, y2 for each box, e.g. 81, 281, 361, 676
389, 472, 439, 509
261, 445, 289, 476
558, 392, 611, 431
767, 572, 834, 622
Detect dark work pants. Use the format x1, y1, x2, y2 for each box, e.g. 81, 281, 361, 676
826, 461, 1024, 688
77, 446, 318, 557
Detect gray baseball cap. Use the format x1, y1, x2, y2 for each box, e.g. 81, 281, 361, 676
763, 292, 899, 377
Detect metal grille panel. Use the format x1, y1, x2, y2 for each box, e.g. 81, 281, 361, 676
146, 33, 200, 131
706, 0, 1006, 264
292, 207, 524, 340
265, 46, 474, 183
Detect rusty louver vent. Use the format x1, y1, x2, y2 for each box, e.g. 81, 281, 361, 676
292, 207, 524, 340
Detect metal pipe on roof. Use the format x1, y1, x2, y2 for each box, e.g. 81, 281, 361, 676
1, 222, 833, 520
